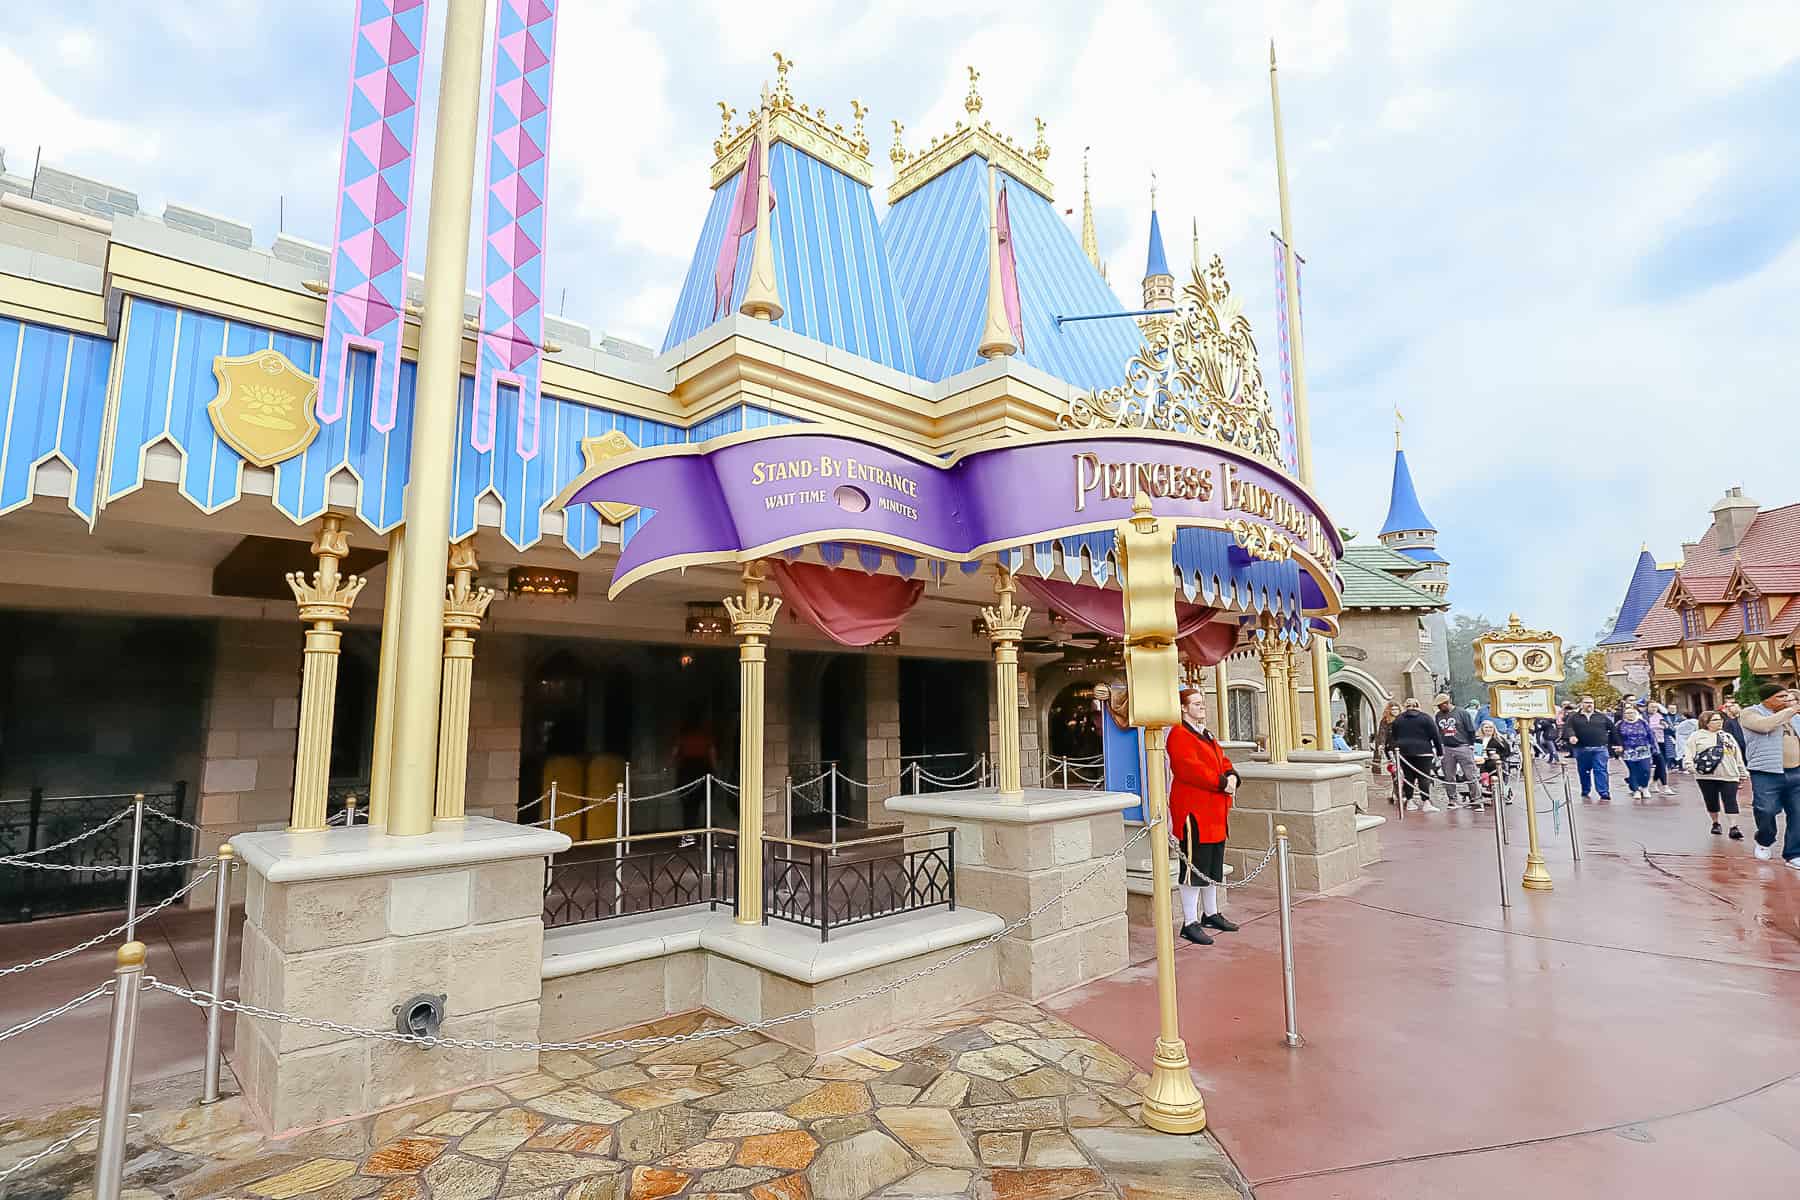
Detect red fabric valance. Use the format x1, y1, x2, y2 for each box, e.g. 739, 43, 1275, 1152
772, 561, 924, 647
1016, 576, 1241, 665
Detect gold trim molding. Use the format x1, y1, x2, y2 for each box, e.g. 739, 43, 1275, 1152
1061, 256, 1285, 469
713, 53, 873, 188
889, 67, 1051, 205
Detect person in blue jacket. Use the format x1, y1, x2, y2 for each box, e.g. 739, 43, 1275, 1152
1617, 703, 1658, 801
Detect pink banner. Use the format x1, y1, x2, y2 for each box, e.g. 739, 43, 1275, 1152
997, 184, 1024, 350
319, 0, 430, 434
473, 0, 560, 462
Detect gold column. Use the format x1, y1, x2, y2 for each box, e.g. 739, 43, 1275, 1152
1517, 724, 1554, 891
1213, 662, 1231, 741
1259, 624, 1293, 763
286, 514, 368, 831
1116, 495, 1206, 1134
1286, 643, 1304, 748
1271, 46, 1338, 744
434, 539, 495, 822
367, 526, 405, 827
726, 563, 781, 924
982, 567, 1031, 797
383, 0, 489, 837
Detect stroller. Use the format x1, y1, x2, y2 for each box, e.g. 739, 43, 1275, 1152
1479, 750, 1516, 806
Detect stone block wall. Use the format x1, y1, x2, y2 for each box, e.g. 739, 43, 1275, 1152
198, 620, 301, 840
236, 850, 549, 1134
864, 656, 902, 823
1226, 762, 1367, 893
466, 634, 525, 822
921, 807, 1128, 1000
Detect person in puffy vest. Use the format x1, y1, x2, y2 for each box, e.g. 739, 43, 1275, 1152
1167, 687, 1239, 946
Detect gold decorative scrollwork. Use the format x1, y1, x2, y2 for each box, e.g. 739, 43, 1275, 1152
1061, 256, 1286, 468
1227, 518, 1294, 562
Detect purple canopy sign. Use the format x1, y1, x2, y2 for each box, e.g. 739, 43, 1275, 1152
559, 427, 1341, 601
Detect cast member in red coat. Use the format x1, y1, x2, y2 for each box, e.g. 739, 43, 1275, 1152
1167, 687, 1240, 945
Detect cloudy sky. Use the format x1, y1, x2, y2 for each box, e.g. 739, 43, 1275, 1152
4, 1, 1798, 642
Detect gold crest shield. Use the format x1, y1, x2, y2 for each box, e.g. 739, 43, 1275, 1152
578, 430, 641, 524
207, 349, 321, 468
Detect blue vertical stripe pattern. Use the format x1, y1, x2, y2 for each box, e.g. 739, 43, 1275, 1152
686, 404, 798, 443
0, 316, 112, 521
661, 144, 915, 374
882, 154, 1142, 391
451, 381, 684, 554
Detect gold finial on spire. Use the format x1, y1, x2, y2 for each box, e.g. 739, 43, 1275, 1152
965, 65, 983, 116
1270, 39, 1278, 68
1150, 169, 1157, 210
772, 52, 794, 106
1190, 216, 1199, 272
850, 98, 869, 154
1030, 116, 1049, 164
890, 118, 907, 167
1394, 406, 1404, 450
1080, 145, 1101, 272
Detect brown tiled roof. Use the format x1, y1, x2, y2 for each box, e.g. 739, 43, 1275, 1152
1635, 502, 1800, 651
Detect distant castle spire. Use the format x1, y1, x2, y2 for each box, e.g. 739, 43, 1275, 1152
1378, 417, 1447, 596
1080, 147, 1101, 272
1140, 173, 1173, 338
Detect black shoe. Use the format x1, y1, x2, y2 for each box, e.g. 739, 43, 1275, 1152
1712, 821, 1722, 835
1201, 913, 1239, 933
1730, 826, 1745, 840
1180, 921, 1214, 946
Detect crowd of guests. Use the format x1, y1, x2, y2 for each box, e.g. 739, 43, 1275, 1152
1369, 685, 1800, 870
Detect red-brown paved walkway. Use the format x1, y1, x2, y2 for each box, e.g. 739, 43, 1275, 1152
1048, 764, 1800, 1196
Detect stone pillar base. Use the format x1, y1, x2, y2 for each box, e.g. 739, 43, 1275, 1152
886, 788, 1134, 1000
1227, 760, 1368, 892
232, 816, 569, 1133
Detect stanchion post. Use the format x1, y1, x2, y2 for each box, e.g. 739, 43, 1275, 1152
1276, 826, 1303, 1047
1490, 791, 1511, 909
785, 774, 794, 841
829, 766, 839, 853
124, 793, 145, 941
94, 941, 146, 1200
201, 845, 234, 1104
704, 775, 715, 877
1561, 764, 1581, 861
345, 793, 358, 827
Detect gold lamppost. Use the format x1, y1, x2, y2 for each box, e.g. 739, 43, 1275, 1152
286, 513, 368, 831
1118, 493, 1207, 1133
434, 538, 495, 822
726, 563, 781, 923
983, 567, 1031, 797
1474, 615, 1566, 892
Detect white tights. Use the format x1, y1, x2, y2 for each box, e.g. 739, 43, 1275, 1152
1178, 884, 1221, 925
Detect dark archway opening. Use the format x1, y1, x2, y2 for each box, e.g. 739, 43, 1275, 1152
1046, 682, 1102, 760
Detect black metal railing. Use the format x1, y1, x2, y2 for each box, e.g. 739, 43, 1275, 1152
0, 783, 192, 923
762, 827, 956, 942
542, 829, 737, 929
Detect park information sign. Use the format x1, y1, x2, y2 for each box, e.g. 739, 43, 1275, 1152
559, 426, 1342, 600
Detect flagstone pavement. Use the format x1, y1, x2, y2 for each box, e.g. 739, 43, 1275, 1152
0, 995, 1248, 1200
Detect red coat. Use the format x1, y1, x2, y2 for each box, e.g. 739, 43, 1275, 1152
1168, 721, 1237, 843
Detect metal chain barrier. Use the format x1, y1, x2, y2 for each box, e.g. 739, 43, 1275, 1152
145, 821, 1161, 1055
1, 847, 217, 873
0, 864, 220, 978
0, 806, 135, 864
1169, 833, 1278, 890
0, 981, 114, 1046
0, 1117, 109, 1184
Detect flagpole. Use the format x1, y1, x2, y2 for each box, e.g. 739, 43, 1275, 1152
1270, 41, 1334, 749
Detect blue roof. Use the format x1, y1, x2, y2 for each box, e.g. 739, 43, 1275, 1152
1145, 208, 1169, 279
1380, 448, 1436, 535
1599, 549, 1676, 646
1398, 546, 1447, 565
882, 154, 1142, 391
662, 142, 916, 374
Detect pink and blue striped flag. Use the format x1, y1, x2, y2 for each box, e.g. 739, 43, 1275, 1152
318, 0, 430, 436
474, 0, 560, 462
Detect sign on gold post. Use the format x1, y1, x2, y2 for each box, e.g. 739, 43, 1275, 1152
207, 349, 321, 468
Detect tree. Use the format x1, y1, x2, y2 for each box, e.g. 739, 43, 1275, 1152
1736, 645, 1763, 703
1576, 648, 1621, 709
1445, 612, 1494, 704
